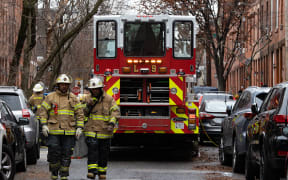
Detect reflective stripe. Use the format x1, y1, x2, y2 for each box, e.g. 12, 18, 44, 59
49, 110, 74, 116
81, 104, 87, 108
84, 131, 96, 138
49, 130, 65, 135
42, 101, 51, 110
110, 105, 119, 112
77, 121, 84, 128
97, 133, 112, 139
88, 164, 98, 170
89, 114, 110, 121
49, 130, 76, 135
60, 177, 68, 180
37, 105, 41, 109
109, 117, 116, 124
40, 118, 47, 124
98, 167, 107, 172
74, 103, 82, 110
33, 97, 43, 100
84, 117, 88, 122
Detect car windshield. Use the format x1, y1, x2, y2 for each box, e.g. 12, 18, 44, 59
205, 101, 235, 113
0, 94, 22, 111
202, 94, 234, 102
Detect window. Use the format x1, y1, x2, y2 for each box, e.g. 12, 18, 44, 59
124, 22, 165, 57
96, 21, 116, 58
0, 94, 22, 110
237, 92, 251, 110
173, 21, 193, 58
266, 88, 283, 111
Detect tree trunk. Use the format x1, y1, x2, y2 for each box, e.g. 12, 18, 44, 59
7, 3, 30, 85
217, 74, 226, 91
22, 3, 37, 97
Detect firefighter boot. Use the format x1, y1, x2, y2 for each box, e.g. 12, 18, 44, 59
49, 162, 60, 180
99, 174, 106, 179
59, 166, 69, 180
87, 172, 96, 179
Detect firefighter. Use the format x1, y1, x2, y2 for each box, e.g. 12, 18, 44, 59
29, 83, 45, 119
83, 77, 120, 180
39, 74, 84, 180
29, 82, 46, 145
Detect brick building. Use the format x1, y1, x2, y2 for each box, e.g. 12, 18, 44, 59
0, 0, 23, 85
227, 0, 287, 94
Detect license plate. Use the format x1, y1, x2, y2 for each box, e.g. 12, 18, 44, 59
175, 122, 184, 129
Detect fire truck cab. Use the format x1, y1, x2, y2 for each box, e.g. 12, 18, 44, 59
93, 15, 199, 158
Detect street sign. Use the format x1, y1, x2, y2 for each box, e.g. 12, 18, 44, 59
72, 86, 81, 95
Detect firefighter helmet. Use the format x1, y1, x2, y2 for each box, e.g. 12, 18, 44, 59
88, 77, 103, 89
33, 83, 44, 92
55, 74, 72, 84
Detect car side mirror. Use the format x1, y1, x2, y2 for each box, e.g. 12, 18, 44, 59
226, 105, 232, 116
18, 117, 29, 125
251, 103, 258, 114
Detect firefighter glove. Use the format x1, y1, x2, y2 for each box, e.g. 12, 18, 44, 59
107, 124, 114, 132
75, 128, 82, 140
42, 125, 49, 137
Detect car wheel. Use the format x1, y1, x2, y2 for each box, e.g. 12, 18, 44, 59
232, 139, 244, 173
17, 147, 27, 172
245, 145, 257, 180
259, 145, 279, 180
27, 143, 39, 164
219, 136, 231, 165
1, 145, 16, 180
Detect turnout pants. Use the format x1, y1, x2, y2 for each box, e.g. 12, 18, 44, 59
86, 137, 111, 175
47, 135, 75, 178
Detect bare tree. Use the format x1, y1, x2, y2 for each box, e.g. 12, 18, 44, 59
139, 0, 255, 91
8, 0, 38, 86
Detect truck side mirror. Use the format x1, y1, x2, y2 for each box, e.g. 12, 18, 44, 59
251, 103, 258, 114
226, 105, 232, 116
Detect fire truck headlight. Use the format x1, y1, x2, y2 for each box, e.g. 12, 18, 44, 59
112, 87, 119, 94
171, 88, 177, 94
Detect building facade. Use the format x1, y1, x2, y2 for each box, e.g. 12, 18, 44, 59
227, 0, 287, 94
0, 0, 23, 85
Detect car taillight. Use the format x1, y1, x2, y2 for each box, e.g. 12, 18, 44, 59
243, 112, 255, 119
278, 151, 288, 156
199, 112, 215, 119
273, 115, 287, 123
22, 109, 30, 118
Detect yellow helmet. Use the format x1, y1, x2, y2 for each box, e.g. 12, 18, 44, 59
55, 74, 72, 84
88, 77, 103, 89
33, 83, 44, 92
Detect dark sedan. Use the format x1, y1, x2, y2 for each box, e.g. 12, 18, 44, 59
0, 100, 29, 180
219, 86, 270, 173
246, 82, 288, 180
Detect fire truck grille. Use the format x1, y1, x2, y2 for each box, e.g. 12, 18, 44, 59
120, 78, 169, 103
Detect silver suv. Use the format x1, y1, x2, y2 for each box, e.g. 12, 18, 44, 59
0, 86, 40, 165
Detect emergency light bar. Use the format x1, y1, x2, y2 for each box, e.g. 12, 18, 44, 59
127, 59, 162, 64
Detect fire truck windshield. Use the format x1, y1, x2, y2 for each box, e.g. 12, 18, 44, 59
124, 22, 165, 57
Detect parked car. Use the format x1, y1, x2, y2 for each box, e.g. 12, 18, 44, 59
199, 99, 235, 144
0, 100, 29, 180
0, 86, 40, 164
219, 86, 270, 173
197, 92, 235, 106
192, 86, 218, 94
245, 82, 288, 180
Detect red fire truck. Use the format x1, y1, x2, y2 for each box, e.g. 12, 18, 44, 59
93, 15, 199, 158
